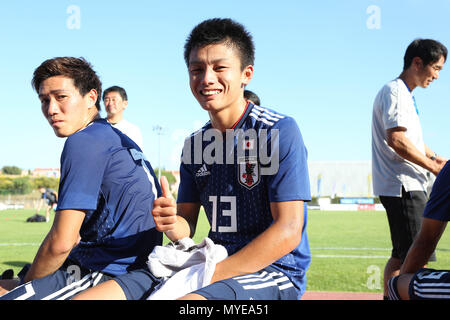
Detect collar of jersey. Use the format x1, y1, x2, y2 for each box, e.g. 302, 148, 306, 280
231, 101, 254, 130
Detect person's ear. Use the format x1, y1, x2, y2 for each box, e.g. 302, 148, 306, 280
87, 89, 98, 109
412, 57, 424, 71
242, 65, 254, 87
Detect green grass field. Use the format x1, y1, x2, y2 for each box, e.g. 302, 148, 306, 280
1, 208, 449, 294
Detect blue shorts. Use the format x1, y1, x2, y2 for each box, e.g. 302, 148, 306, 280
113, 268, 161, 300
192, 266, 299, 300
0, 260, 113, 300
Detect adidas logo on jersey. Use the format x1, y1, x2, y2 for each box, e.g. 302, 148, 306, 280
196, 164, 211, 177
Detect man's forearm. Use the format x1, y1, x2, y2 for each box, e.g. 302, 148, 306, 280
211, 201, 303, 283
24, 235, 71, 283
388, 132, 442, 175
400, 219, 447, 274
212, 220, 302, 283
400, 241, 434, 274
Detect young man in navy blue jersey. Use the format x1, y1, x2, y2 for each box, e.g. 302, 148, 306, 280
175, 18, 311, 300
0, 57, 162, 300
74, 18, 311, 300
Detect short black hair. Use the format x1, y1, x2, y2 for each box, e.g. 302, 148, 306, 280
403, 39, 447, 70
244, 90, 260, 105
103, 85, 128, 101
32, 57, 102, 110
184, 18, 255, 70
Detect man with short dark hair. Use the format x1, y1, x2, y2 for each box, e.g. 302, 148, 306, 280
0, 57, 162, 300
103, 86, 144, 150
173, 18, 311, 300
371, 39, 447, 299
73, 18, 311, 301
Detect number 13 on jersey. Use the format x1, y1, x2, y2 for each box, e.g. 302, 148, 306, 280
209, 196, 237, 233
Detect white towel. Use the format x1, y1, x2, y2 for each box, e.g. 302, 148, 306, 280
147, 237, 228, 300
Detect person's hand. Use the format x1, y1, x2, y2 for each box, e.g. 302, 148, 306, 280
152, 176, 177, 233
431, 158, 447, 176
435, 156, 447, 166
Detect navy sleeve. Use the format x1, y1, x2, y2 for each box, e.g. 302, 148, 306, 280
423, 161, 450, 221
56, 132, 108, 211
177, 160, 200, 203
266, 117, 311, 202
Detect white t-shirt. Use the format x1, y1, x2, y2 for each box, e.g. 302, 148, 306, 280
371, 78, 428, 196
110, 119, 144, 151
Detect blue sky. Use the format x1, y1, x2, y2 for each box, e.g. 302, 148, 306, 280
1, 0, 449, 171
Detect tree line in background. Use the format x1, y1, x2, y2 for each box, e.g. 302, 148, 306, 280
1, 166, 23, 175
0, 176, 59, 195
0, 166, 177, 195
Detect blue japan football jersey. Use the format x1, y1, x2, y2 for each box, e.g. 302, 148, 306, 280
424, 161, 450, 221
57, 119, 162, 276
177, 103, 311, 296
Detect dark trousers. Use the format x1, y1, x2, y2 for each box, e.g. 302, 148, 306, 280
380, 187, 435, 262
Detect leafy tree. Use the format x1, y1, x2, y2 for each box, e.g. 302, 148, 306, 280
0, 176, 32, 194
1, 166, 22, 175
0, 176, 59, 195
0, 177, 14, 195
12, 177, 32, 194
31, 177, 59, 191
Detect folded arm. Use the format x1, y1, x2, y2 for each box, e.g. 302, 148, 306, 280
387, 127, 445, 175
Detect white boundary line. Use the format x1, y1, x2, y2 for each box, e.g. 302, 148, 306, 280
310, 247, 391, 259
313, 254, 390, 259
311, 247, 391, 251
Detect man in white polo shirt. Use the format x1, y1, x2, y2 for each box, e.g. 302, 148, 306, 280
103, 86, 144, 150
371, 38, 447, 299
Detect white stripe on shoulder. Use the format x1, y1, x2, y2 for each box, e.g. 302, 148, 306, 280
250, 108, 283, 122
249, 113, 275, 126
253, 105, 285, 119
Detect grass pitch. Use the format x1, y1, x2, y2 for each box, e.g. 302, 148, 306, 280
1, 208, 449, 294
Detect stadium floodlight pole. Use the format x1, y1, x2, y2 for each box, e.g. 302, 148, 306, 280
153, 125, 164, 181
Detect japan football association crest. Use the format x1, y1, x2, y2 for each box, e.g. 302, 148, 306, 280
238, 156, 260, 189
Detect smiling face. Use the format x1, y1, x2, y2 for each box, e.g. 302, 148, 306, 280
416, 55, 445, 88
103, 91, 128, 119
39, 75, 98, 137
188, 42, 253, 117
